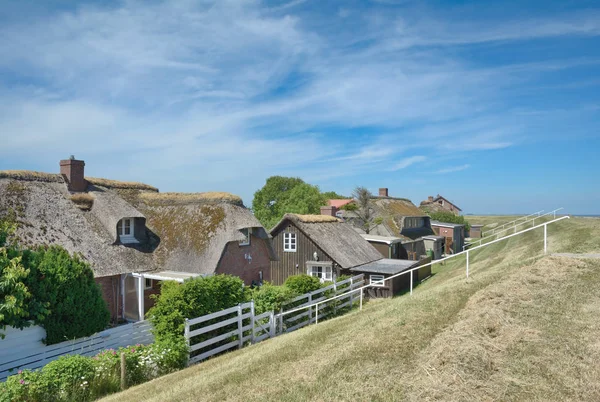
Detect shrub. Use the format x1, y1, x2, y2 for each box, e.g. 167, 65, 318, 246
0, 244, 109, 344
148, 274, 247, 341
41, 355, 96, 399
251, 283, 297, 315
20, 246, 110, 344
147, 336, 189, 375
429, 211, 471, 231
284, 274, 323, 295
0, 369, 49, 402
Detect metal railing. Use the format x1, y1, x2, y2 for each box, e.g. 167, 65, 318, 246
466, 208, 563, 249
277, 215, 570, 324
481, 210, 544, 237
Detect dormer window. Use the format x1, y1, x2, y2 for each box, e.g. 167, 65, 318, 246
239, 228, 251, 246
117, 218, 138, 244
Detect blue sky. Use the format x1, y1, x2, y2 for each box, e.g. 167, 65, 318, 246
0, 0, 599, 214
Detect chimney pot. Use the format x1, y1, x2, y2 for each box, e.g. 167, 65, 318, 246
379, 188, 389, 197
428, 196, 434, 202
60, 157, 87, 192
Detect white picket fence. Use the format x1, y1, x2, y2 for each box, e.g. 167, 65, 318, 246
0, 321, 153, 381
184, 274, 364, 365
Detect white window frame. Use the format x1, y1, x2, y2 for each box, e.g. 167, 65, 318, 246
117, 218, 137, 244
239, 228, 251, 246
370, 274, 386, 287
283, 232, 297, 252
307, 264, 333, 283
144, 278, 153, 290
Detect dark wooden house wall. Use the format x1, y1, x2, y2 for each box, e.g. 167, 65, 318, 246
369, 241, 390, 258
270, 222, 335, 285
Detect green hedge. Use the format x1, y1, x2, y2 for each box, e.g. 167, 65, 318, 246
0, 244, 109, 344
147, 274, 247, 342
0, 339, 188, 402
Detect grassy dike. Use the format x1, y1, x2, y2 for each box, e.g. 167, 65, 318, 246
103, 217, 600, 402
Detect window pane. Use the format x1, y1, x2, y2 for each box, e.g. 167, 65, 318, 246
124, 219, 131, 235
117, 220, 123, 235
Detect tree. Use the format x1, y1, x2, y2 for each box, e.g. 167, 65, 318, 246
252, 176, 326, 229
321, 191, 348, 200
351, 187, 383, 234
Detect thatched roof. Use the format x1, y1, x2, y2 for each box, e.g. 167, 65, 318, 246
271, 214, 382, 269
344, 197, 434, 239
86, 177, 158, 192
0, 173, 274, 277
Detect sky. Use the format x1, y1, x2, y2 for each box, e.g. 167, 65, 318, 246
0, 0, 599, 215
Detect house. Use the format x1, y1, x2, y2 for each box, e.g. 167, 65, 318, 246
420, 194, 462, 215
430, 221, 465, 254
268, 213, 431, 297
360, 234, 404, 259
468, 224, 483, 239
342, 188, 435, 260
0, 157, 276, 323
268, 213, 382, 284
422, 235, 445, 260
349, 257, 431, 298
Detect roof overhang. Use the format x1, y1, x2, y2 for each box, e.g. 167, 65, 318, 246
350, 258, 419, 275
360, 234, 403, 245
132, 271, 203, 283
430, 221, 465, 229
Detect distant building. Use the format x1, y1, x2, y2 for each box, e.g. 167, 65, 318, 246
430, 221, 465, 254
420, 194, 462, 215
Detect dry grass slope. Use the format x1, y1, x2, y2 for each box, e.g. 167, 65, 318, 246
103, 217, 600, 402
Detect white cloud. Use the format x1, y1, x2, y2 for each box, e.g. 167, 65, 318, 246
434, 164, 471, 174
389, 156, 427, 171
0, 0, 598, 201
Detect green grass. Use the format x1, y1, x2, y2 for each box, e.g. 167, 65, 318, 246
103, 217, 600, 402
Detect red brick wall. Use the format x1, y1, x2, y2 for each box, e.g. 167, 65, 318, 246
216, 234, 272, 285
95, 275, 122, 323
143, 279, 161, 314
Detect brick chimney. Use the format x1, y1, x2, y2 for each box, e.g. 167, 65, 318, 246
320, 206, 338, 217
60, 156, 87, 192
428, 196, 434, 202
379, 188, 389, 197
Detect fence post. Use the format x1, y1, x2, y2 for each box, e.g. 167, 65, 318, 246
466, 250, 470, 278
360, 288, 363, 311
544, 224, 547, 254
184, 318, 190, 366
315, 302, 319, 325
269, 312, 275, 338
349, 277, 354, 307
250, 301, 255, 345
237, 304, 243, 349
120, 352, 127, 390
308, 293, 313, 324
333, 281, 337, 315
410, 270, 413, 296
279, 310, 283, 334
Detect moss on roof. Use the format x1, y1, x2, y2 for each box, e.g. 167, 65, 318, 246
70, 193, 94, 211
86, 177, 158, 192
289, 214, 341, 223
140, 192, 243, 206
0, 170, 63, 182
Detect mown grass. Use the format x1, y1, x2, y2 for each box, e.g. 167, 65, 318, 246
103, 217, 600, 402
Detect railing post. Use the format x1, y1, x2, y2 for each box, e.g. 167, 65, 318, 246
250, 301, 255, 345
349, 277, 354, 307
410, 270, 413, 296
308, 293, 313, 324
184, 318, 190, 366
544, 224, 547, 254
359, 288, 363, 311
315, 303, 319, 325
333, 281, 337, 315
237, 304, 243, 349
269, 312, 275, 338
466, 250, 470, 278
